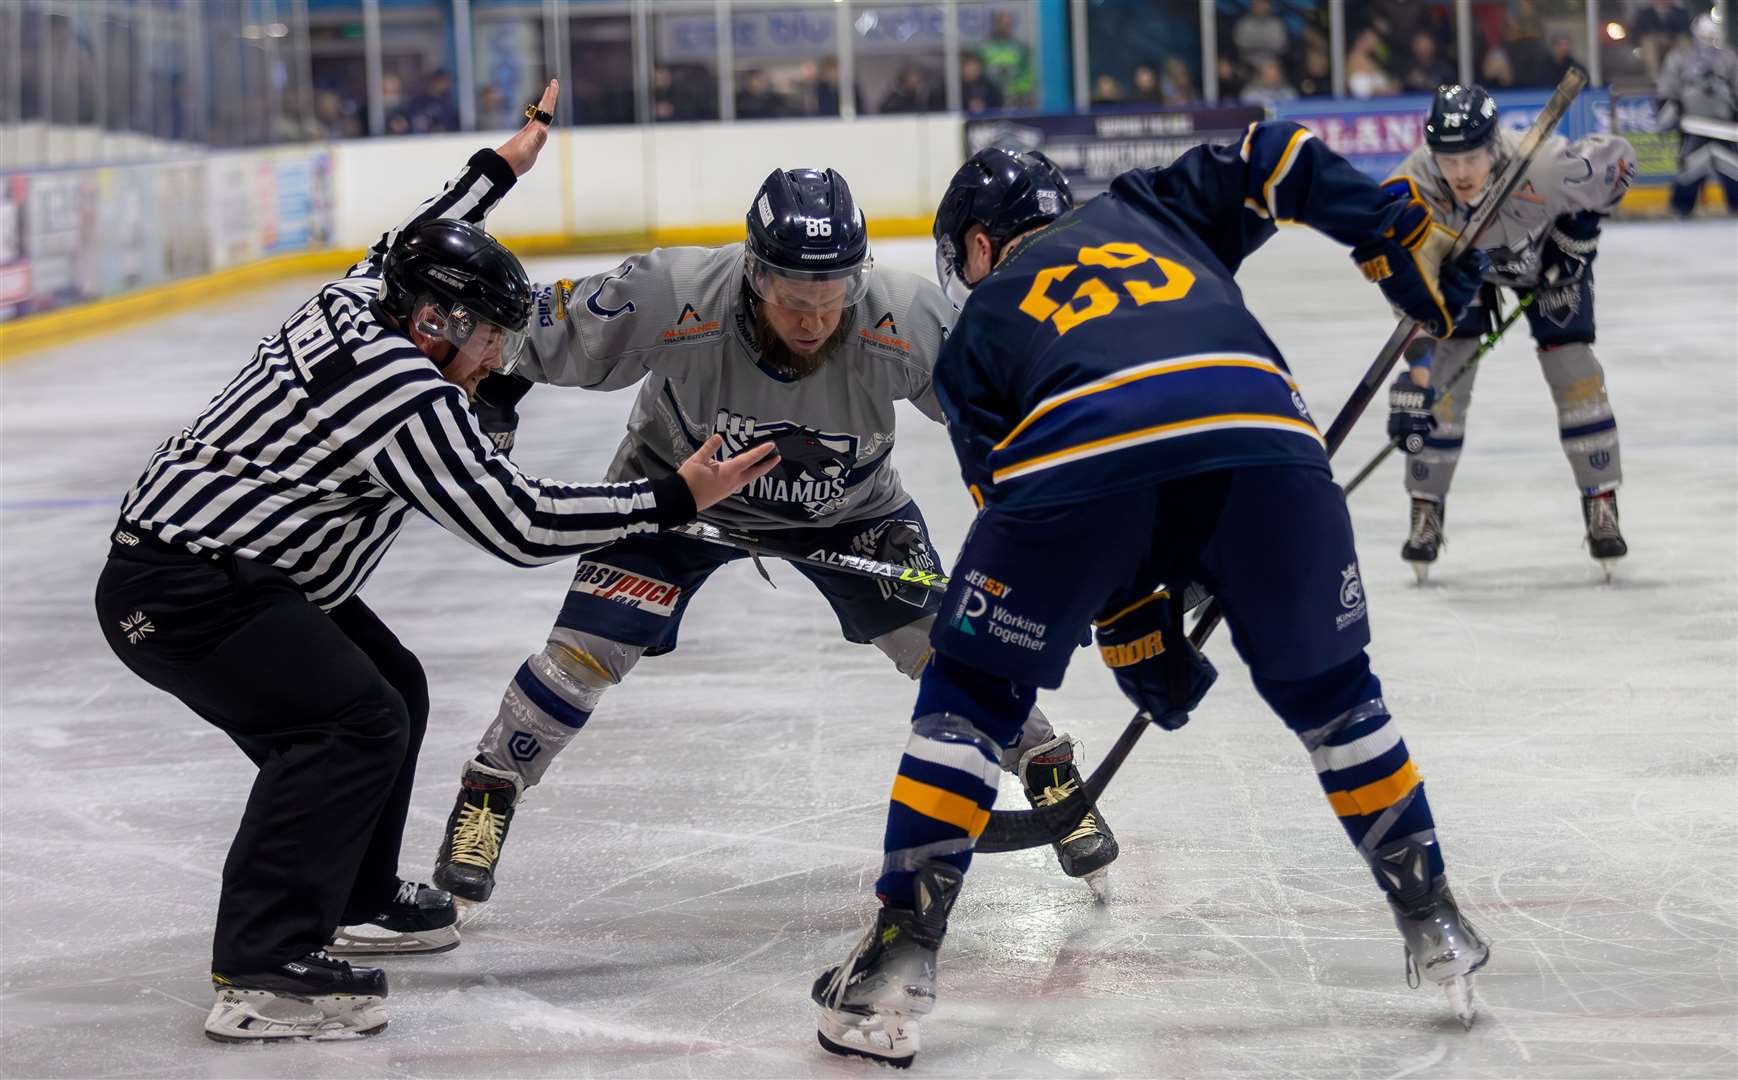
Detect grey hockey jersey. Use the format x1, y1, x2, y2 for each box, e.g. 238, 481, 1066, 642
517, 243, 954, 531
1659, 41, 1738, 124
1393, 129, 1636, 288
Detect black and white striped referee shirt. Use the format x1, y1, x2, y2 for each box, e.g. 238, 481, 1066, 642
117, 148, 694, 610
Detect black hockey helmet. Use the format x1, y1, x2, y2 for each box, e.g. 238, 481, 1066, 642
744, 167, 872, 313
381, 219, 534, 372
932, 147, 1072, 308
1424, 84, 1499, 154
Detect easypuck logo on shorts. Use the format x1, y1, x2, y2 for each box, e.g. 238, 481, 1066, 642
569, 562, 682, 616
1335, 562, 1367, 632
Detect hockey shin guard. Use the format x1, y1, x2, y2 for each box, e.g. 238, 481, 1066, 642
1257, 653, 1447, 893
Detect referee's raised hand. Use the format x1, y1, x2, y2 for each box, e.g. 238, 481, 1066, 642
495, 79, 559, 177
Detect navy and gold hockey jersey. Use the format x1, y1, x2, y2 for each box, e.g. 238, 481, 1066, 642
936, 121, 1428, 511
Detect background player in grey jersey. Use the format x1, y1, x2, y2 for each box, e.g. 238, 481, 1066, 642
1385, 84, 1636, 581
432, 165, 1121, 909
1657, 14, 1738, 217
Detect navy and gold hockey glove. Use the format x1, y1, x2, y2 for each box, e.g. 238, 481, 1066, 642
1094, 589, 1217, 731
1387, 370, 1437, 454
1352, 178, 1488, 338
473, 371, 534, 455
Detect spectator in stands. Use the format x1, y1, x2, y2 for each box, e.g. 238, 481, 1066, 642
313, 88, 361, 140
1346, 28, 1397, 99
978, 10, 1034, 108
1129, 64, 1165, 105
1504, 0, 1552, 85
1399, 29, 1456, 93
654, 65, 713, 122
815, 57, 842, 116
879, 65, 942, 114
1233, 0, 1289, 69
1481, 46, 1517, 89
1092, 73, 1126, 107
1161, 56, 1197, 105
1240, 57, 1299, 108
961, 54, 1004, 114
1545, 32, 1589, 85
1297, 41, 1333, 97
410, 70, 458, 133
476, 85, 520, 131
1634, 0, 1693, 77
1216, 54, 1246, 102
735, 69, 790, 120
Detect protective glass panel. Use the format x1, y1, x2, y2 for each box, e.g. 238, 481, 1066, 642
473, 1, 549, 131
308, 1, 368, 138
731, 3, 840, 119
852, 4, 945, 116
961, 0, 1039, 109
378, 3, 456, 135
1085, 0, 1201, 107
568, 9, 635, 126
1215, 0, 1333, 105
1344, 0, 1461, 98
1480, 0, 1596, 90
652, 3, 720, 122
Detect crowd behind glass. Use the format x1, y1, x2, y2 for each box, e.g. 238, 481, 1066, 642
0, 0, 1721, 164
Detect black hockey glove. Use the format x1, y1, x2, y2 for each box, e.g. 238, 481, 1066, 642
1352, 177, 1488, 338
472, 371, 534, 455
1539, 211, 1600, 294
1094, 589, 1217, 731
868, 520, 940, 608
1387, 369, 1437, 454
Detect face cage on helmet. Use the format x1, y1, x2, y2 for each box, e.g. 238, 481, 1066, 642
743, 249, 873, 314
414, 299, 530, 376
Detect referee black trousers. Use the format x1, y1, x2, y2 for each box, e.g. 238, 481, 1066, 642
95, 534, 429, 973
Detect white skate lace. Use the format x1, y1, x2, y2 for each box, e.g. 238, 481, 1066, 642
822, 923, 879, 1010
1586, 497, 1620, 540
1031, 778, 1103, 847
1408, 502, 1443, 545
393, 880, 419, 905
449, 802, 506, 869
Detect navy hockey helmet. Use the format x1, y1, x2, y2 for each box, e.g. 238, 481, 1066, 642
381, 219, 534, 372
744, 167, 873, 313
932, 147, 1072, 308
1424, 84, 1499, 154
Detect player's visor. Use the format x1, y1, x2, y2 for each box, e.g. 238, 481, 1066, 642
744, 250, 873, 313
933, 236, 973, 311
419, 302, 529, 375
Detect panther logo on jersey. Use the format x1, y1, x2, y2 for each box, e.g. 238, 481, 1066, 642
714, 410, 860, 520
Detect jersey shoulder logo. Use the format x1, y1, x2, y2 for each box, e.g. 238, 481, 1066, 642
585, 262, 637, 321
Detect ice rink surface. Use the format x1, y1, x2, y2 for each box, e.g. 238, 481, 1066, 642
2, 223, 1734, 1079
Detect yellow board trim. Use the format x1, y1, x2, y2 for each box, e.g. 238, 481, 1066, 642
1327, 759, 1422, 818
993, 356, 1297, 453
890, 775, 991, 837
0, 216, 938, 363
993, 411, 1323, 485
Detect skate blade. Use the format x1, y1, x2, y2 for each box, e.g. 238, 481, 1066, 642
453, 897, 488, 928
1409, 561, 1431, 585
328, 922, 460, 957
1597, 559, 1618, 583
1083, 868, 1111, 903
204, 989, 387, 1043
817, 1010, 918, 1068
1442, 973, 1477, 1029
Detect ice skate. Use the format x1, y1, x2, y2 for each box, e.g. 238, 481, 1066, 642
328, 879, 460, 956
812, 861, 962, 1068
205, 951, 388, 1043
432, 759, 521, 905
1401, 497, 1445, 583
1581, 491, 1627, 581
1019, 735, 1118, 900
1374, 840, 1490, 1029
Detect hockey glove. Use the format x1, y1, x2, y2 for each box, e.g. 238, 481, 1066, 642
868, 520, 941, 608
1094, 589, 1217, 731
1352, 177, 1488, 339
1539, 211, 1600, 291
472, 371, 534, 455
1387, 370, 1437, 454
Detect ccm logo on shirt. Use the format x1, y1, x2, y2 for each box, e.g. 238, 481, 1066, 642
569, 562, 682, 616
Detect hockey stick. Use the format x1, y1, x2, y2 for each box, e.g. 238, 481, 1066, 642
1339, 292, 1533, 499
1680, 115, 1738, 142
665, 519, 951, 592
977, 71, 1587, 854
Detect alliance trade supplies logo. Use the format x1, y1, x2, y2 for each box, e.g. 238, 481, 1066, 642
1335, 563, 1367, 632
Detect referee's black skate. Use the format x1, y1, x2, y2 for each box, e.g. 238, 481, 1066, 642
1402, 497, 1445, 583
206, 951, 388, 1043
433, 759, 521, 905
1019, 734, 1118, 899
329, 879, 460, 956
812, 861, 963, 1069
1581, 491, 1627, 581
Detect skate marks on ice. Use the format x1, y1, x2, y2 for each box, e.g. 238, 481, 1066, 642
2, 230, 1735, 1076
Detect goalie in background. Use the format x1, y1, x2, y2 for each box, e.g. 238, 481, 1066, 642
1658, 14, 1738, 217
